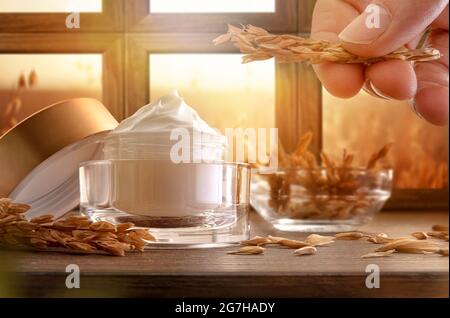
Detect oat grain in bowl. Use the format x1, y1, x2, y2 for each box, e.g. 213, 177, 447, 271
251, 168, 393, 232
250, 133, 394, 232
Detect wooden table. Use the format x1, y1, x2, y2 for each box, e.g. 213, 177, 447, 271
1, 211, 448, 298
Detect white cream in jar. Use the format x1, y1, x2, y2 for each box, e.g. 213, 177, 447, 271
102, 91, 228, 218
104, 90, 227, 162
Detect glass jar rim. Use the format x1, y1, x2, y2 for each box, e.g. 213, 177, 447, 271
253, 167, 394, 175
80, 159, 250, 169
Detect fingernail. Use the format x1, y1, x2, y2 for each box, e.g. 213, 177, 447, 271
339, 4, 392, 45
408, 99, 424, 119
363, 80, 394, 100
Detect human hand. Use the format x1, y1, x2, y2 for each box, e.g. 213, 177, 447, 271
311, 0, 449, 126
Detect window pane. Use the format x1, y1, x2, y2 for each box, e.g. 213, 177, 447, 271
0, 54, 102, 135
149, 54, 275, 132
150, 0, 275, 13
0, 0, 102, 13
323, 89, 449, 189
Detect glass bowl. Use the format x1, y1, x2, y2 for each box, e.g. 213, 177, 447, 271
251, 168, 393, 232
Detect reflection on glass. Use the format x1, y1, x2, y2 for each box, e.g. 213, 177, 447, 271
323, 89, 449, 189
0, 0, 102, 13
150, 0, 275, 13
0, 54, 102, 134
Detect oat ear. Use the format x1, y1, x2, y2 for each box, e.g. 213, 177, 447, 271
215, 25, 441, 64
367, 143, 394, 169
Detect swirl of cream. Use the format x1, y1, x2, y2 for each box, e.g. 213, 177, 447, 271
105, 90, 227, 161
112, 90, 223, 138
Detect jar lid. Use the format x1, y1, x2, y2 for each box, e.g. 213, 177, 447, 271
0, 98, 118, 218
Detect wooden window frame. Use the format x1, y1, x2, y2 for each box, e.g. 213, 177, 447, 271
125, 0, 297, 33
0, 0, 123, 33
0, 33, 124, 119
384, 189, 448, 211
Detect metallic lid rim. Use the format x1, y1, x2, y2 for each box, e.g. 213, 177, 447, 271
0, 98, 118, 198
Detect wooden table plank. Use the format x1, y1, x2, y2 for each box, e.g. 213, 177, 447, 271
1, 211, 448, 297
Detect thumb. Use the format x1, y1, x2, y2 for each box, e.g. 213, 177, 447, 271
338, 0, 448, 57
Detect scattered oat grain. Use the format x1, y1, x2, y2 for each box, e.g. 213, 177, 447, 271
293, 246, 317, 256
227, 246, 265, 255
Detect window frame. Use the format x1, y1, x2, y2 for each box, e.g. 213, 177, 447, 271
385, 190, 449, 211
0, 0, 123, 33
125, 0, 297, 33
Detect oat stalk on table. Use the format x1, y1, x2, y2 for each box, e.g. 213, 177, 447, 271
0, 198, 156, 256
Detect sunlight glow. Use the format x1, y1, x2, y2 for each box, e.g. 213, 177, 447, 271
149, 54, 275, 132
0, 54, 102, 129
323, 88, 449, 189
0, 54, 102, 91
150, 0, 275, 13
0, 0, 102, 13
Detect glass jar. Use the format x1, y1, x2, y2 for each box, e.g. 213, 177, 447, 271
80, 129, 250, 248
